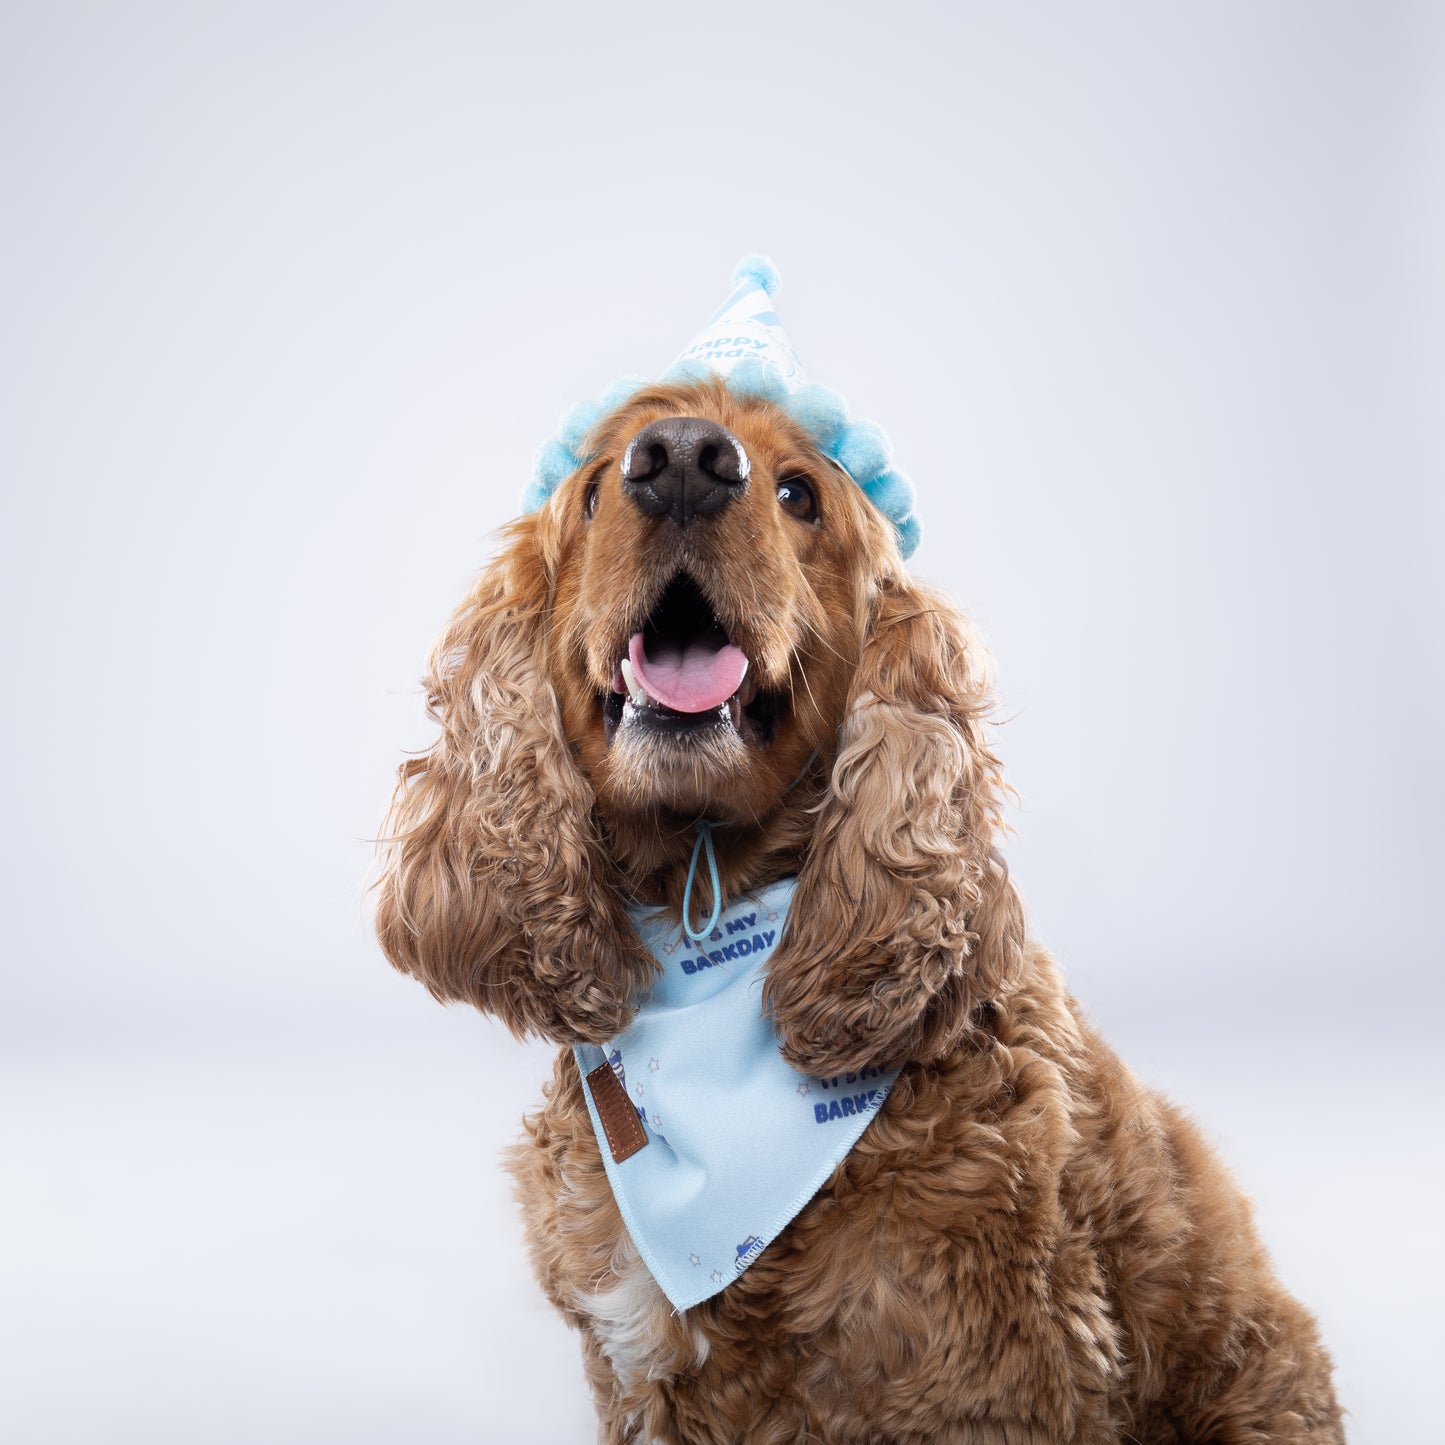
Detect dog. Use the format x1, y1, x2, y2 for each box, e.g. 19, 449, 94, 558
375, 374, 1344, 1443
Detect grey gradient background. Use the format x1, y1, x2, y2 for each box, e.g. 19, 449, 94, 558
2, 3, 1441, 1441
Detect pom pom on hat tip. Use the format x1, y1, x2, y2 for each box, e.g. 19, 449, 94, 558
894, 513, 922, 559
731, 253, 781, 298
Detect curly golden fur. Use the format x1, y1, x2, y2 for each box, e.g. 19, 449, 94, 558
375, 378, 1343, 1443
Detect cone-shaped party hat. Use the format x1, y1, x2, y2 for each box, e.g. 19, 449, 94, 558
524, 257, 920, 558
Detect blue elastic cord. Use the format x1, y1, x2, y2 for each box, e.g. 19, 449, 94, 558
682, 820, 723, 944
677, 755, 820, 946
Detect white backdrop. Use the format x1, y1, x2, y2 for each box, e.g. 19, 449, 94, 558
2, 3, 1440, 1441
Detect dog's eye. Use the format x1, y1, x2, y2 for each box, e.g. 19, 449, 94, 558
583, 482, 599, 520
776, 477, 817, 523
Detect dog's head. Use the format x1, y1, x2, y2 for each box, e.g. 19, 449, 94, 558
376, 379, 1022, 1073
553, 377, 880, 829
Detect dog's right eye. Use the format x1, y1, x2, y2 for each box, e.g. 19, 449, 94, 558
776, 477, 817, 523
583, 482, 599, 520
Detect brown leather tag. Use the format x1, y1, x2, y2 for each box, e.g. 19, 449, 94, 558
585, 1061, 649, 1163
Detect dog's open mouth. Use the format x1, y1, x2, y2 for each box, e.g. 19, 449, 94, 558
603, 575, 783, 747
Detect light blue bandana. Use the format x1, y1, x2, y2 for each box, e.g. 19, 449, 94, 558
574, 878, 900, 1312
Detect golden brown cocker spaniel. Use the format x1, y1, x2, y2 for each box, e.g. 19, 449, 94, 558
375, 377, 1344, 1443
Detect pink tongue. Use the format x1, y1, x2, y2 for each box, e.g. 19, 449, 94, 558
628, 632, 748, 714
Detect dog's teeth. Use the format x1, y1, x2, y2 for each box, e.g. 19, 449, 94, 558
619, 658, 651, 708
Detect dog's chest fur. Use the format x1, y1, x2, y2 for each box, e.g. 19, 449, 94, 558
507, 958, 1174, 1445
505, 947, 1343, 1443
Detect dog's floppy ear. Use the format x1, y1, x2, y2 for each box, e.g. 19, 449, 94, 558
374, 515, 653, 1043
765, 573, 1025, 1076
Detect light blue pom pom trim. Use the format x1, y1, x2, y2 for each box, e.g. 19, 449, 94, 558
659, 358, 712, 388
521, 369, 921, 559
835, 418, 893, 486
727, 356, 791, 405
863, 468, 916, 520
789, 390, 920, 558
785, 383, 849, 451
519, 381, 646, 515
557, 399, 603, 454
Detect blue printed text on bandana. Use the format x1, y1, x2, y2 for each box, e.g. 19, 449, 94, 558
575, 878, 899, 1311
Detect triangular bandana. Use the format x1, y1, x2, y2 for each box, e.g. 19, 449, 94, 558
574, 879, 899, 1312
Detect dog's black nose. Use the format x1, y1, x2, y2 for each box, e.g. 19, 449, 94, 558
620, 417, 749, 527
